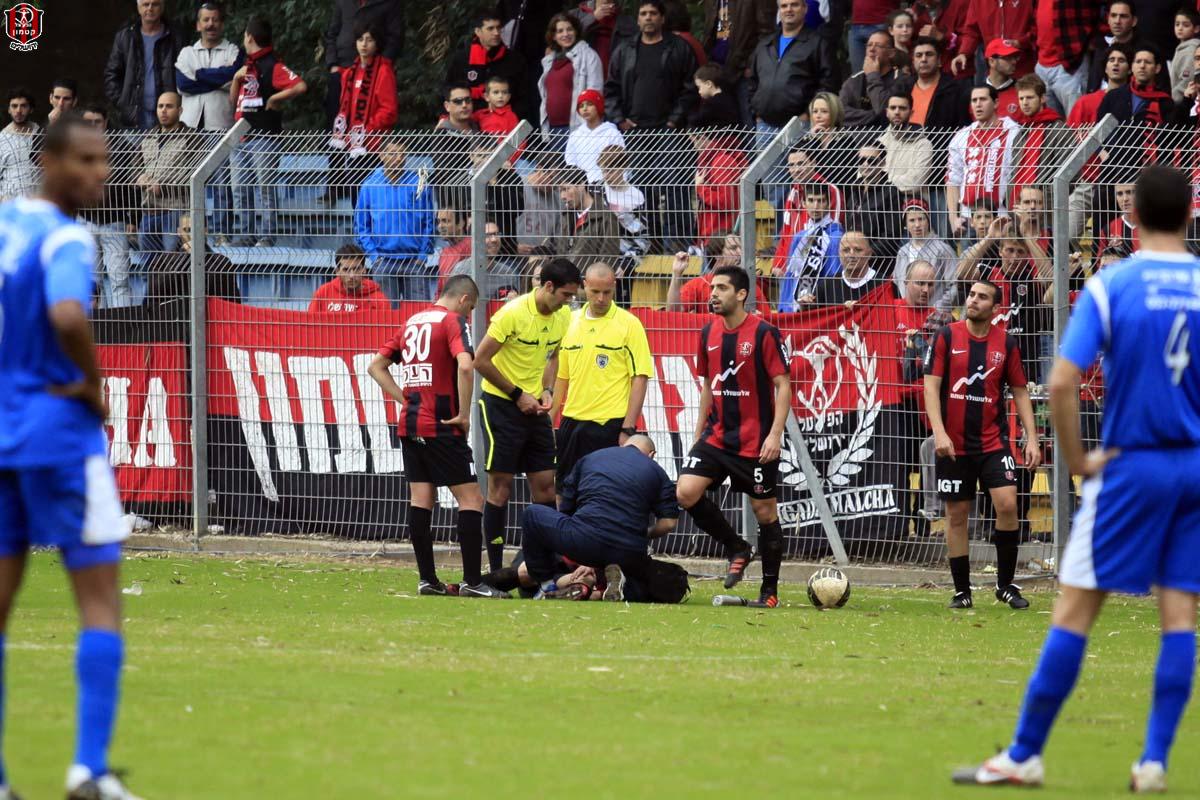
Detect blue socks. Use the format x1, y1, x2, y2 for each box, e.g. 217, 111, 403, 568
1140, 631, 1196, 767
74, 629, 124, 777
1009, 627, 1088, 763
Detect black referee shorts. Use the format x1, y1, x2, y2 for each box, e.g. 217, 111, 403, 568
478, 392, 557, 476
400, 436, 476, 487
680, 440, 778, 500
935, 450, 1018, 501
555, 417, 624, 490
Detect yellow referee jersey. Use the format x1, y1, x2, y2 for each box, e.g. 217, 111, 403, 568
483, 291, 572, 399
557, 303, 653, 422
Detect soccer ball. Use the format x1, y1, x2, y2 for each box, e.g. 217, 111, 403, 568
806, 567, 851, 609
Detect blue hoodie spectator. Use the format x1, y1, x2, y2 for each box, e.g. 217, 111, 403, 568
354, 151, 437, 300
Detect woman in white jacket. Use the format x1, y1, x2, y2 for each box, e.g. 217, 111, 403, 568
538, 14, 603, 150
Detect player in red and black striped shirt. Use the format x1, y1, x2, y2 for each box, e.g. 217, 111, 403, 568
676, 266, 792, 607
924, 279, 1041, 610
368, 275, 507, 599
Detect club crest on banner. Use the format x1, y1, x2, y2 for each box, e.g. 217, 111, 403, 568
4, 2, 42, 51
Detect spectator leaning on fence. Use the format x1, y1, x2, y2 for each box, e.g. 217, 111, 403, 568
516, 152, 566, 253
322, 0, 404, 126
446, 219, 524, 299
839, 29, 899, 127
309, 243, 391, 313
175, 2, 241, 132
748, 0, 836, 134
145, 211, 241, 318
0, 88, 39, 203
666, 232, 769, 312
46, 78, 79, 128
946, 85, 1021, 238
136, 92, 193, 255
78, 104, 136, 308
447, 11, 531, 120
229, 15, 307, 248
538, 13, 604, 149
355, 139, 437, 303
105, 0, 183, 130
570, 0, 638, 77
877, 90, 933, 194
434, 208, 471, 282
691, 125, 745, 246
805, 230, 881, 307
893, 197, 958, 313
564, 89, 625, 182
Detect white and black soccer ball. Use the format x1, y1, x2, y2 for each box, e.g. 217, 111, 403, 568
806, 567, 851, 609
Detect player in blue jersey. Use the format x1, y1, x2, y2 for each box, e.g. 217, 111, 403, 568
0, 117, 141, 800
953, 165, 1200, 793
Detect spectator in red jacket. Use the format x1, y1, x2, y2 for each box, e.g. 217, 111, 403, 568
692, 128, 747, 244
1068, 43, 1133, 125
666, 232, 770, 312
309, 244, 391, 312
910, 0, 973, 76
473, 75, 521, 137
328, 22, 399, 207
1033, 0, 1099, 117
950, 0, 1036, 80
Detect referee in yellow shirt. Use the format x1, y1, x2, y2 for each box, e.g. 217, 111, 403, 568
474, 258, 582, 571
551, 262, 653, 495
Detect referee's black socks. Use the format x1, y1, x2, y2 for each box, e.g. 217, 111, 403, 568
993, 528, 1020, 588
458, 509, 483, 586
408, 506, 437, 584
758, 520, 784, 597
484, 502, 507, 572
686, 496, 751, 555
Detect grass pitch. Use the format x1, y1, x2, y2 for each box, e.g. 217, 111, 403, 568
4, 552, 1194, 799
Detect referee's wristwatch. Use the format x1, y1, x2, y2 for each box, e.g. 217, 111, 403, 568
508, 385, 523, 401
621, 426, 638, 437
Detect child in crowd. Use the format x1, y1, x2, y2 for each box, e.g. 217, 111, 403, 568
473, 76, 520, 137
1171, 7, 1200, 104
597, 144, 650, 261
690, 63, 740, 128
777, 183, 843, 312
564, 89, 624, 182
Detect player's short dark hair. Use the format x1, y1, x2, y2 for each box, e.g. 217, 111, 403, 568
971, 84, 999, 102
245, 15, 273, 47
352, 19, 386, 50
444, 81, 472, 101
972, 279, 1003, 305
7, 86, 35, 107
41, 113, 91, 155
886, 88, 912, 107
335, 243, 366, 264
441, 274, 480, 299
1134, 164, 1192, 233
712, 265, 749, 298
50, 77, 78, 97
196, 1, 225, 21
472, 10, 502, 28
540, 258, 582, 289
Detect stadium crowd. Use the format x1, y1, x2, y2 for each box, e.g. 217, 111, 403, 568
0, 0, 1190, 599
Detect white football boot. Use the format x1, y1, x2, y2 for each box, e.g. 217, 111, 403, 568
1130, 761, 1167, 794
66, 765, 143, 800
951, 751, 1045, 787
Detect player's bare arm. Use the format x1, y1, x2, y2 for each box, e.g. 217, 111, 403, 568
367, 354, 406, 404
760, 372, 790, 464
1009, 384, 1042, 469
47, 299, 106, 419
475, 334, 540, 415
694, 381, 713, 444
923, 373, 954, 460
441, 351, 475, 434
1048, 357, 1119, 477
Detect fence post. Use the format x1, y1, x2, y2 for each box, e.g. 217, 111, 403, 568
188, 119, 249, 547
1050, 114, 1118, 571
469, 122, 534, 493
735, 117, 847, 565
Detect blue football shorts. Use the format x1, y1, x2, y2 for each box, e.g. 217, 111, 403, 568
1061, 448, 1200, 595
0, 455, 126, 571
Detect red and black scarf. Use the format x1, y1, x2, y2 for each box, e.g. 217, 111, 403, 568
1129, 80, 1171, 126
468, 37, 507, 100
335, 56, 378, 136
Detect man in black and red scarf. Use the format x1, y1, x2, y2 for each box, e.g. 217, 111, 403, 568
1098, 44, 1174, 124
446, 11, 531, 122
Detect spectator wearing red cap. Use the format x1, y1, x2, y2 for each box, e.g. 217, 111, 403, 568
950, 0, 1035, 80
1033, 0, 1099, 116
983, 39, 1022, 119
538, 13, 604, 150
565, 89, 626, 182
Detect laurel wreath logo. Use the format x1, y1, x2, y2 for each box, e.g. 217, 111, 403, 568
780, 323, 878, 489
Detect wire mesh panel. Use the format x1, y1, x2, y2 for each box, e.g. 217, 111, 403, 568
28, 111, 1167, 572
